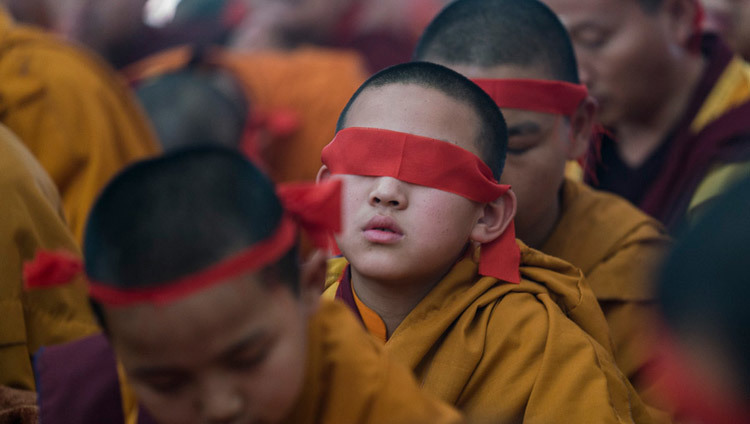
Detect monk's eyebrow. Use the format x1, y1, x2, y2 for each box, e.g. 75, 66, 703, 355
507, 121, 541, 137
219, 331, 269, 360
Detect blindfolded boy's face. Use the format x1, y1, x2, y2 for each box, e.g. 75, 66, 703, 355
325, 84, 488, 283
104, 274, 312, 424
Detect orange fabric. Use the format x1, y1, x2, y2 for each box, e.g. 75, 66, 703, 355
283, 299, 465, 423
124, 46, 368, 183
541, 179, 671, 402
0, 9, 160, 243
324, 242, 664, 423
0, 124, 98, 390
351, 286, 387, 343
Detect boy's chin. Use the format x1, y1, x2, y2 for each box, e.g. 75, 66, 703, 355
349, 258, 416, 283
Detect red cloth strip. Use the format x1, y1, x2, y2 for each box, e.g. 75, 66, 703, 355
278, 179, 342, 249
321, 127, 520, 283
322, 127, 507, 203
88, 216, 298, 306
23, 250, 83, 289
472, 79, 588, 116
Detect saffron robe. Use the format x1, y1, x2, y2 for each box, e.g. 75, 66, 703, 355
541, 180, 671, 400
324, 242, 664, 424
0, 8, 160, 242
0, 124, 98, 390
34, 300, 464, 424
586, 35, 750, 231
122, 46, 367, 183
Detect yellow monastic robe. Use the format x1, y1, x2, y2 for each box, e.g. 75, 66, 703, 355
0, 124, 99, 390
0, 9, 160, 242
325, 242, 663, 424
541, 180, 671, 395
282, 299, 464, 424
122, 45, 368, 183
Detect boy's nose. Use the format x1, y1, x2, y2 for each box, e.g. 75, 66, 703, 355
369, 177, 408, 209
200, 379, 244, 423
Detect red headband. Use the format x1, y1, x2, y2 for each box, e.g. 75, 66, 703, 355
23, 180, 342, 307
472, 79, 588, 116
321, 127, 520, 283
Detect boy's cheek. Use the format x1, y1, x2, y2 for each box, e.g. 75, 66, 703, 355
132, 386, 196, 424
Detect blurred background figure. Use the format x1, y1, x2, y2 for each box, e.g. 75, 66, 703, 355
135, 62, 250, 152
701, 0, 750, 60
652, 175, 750, 423
125, 44, 367, 183
231, 0, 449, 72
2, 0, 452, 73
0, 6, 160, 243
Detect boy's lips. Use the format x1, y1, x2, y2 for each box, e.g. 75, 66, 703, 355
362, 215, 404, 244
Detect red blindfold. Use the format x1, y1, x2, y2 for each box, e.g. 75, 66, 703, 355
321, 127, 520, 284
24, 180, 342, 307
472, 78, 588, 116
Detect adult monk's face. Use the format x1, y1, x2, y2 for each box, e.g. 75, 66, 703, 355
443, 63, 591, 248
104, 274, 313, 424
542, 0, 694, 127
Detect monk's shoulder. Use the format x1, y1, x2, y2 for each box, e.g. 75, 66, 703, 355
546, 180, 670, 272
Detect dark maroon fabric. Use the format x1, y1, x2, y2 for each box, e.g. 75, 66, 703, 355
586, 35, 750, 232
34, 334, 157, 424
35, 334, 125, 424
334, 265, 363, 323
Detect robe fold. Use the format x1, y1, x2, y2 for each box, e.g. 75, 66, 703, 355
325, 242, 664, 424
123, 46, 367, 183
0, 9, 160, 242
0, 124, 98, 390
34, 300, 464, 424
541, 179, 672, 409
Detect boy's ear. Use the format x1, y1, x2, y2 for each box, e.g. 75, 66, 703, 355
470, 189, 517, 244
567, 96, 597, 160
316, 165, 331, 183
298, 249, 327, 315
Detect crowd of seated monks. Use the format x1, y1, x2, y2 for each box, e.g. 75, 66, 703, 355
1, 0, 749, 423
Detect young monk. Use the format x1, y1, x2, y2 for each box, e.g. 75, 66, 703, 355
413, 0, 672, 404
0, 6, 160, 242
0, 123, 98, 391
320, 61, 659, 423
27, 146, 463, 424
541, 0, 750, 232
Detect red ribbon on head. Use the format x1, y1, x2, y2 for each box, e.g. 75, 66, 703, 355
321, 127, 520, 283
23, 180, 342, 307
472, 79, 588, 117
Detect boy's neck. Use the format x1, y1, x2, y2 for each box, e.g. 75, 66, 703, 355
613, 55, 706, 168
349, 260, 458, 338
